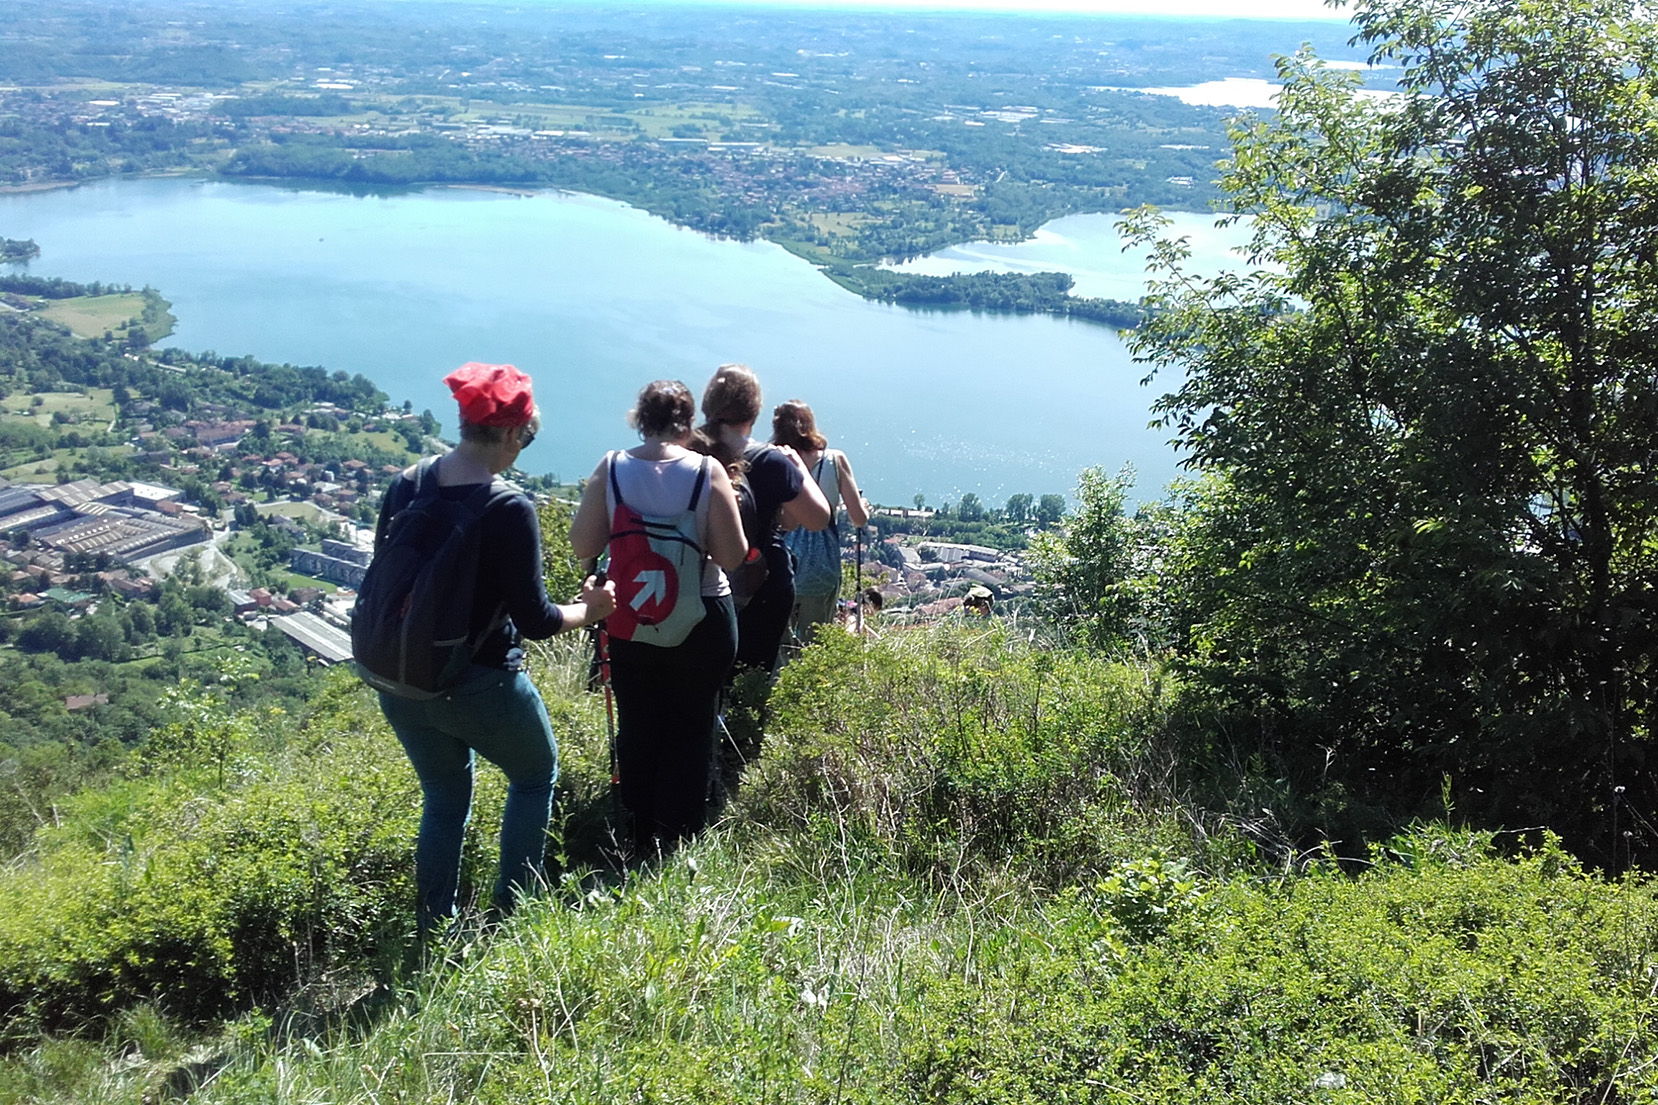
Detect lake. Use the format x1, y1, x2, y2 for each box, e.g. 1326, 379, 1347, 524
0, 178, 1245, 506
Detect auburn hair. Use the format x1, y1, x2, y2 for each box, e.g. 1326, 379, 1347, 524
771, 399, 826, 452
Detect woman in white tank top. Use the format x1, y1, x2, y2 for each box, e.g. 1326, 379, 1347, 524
571, 380, 746, 857
772, 399, 870, 646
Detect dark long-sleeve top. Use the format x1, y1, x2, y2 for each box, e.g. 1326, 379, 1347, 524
375, 473, 564, 668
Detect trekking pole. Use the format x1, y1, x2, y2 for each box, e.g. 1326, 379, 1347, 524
597, 623, 618, 794
587, 564, 620, 819
855, 524, 864, 636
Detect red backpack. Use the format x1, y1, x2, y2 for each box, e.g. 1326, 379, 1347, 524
604, 452, 711, 646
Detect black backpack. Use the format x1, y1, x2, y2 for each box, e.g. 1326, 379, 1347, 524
728, 443, 783, 610
351, 458, 518, 699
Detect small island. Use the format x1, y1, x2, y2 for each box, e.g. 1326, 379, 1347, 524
0, 238, 41, 263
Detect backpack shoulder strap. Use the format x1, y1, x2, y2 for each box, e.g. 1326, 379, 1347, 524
607, 451, 627, 511
377, 459, 438, 541
463, 476, 518, 518
410, 455, 443, 501
814, 452, 841, 516
687, 456, 710, 511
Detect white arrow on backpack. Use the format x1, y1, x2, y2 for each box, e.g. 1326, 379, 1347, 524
631, 569, 667, 610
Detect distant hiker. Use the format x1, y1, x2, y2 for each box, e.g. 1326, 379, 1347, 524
367, 361, 614, 939
771, 399, 869, 648
840, 587, 884, 633
862, 586, 884, 617
570, 379, 747, 855
697, 365, 829, 675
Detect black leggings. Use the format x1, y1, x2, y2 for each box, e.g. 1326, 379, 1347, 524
609, 595, 738, 850
735, 573, 794, 674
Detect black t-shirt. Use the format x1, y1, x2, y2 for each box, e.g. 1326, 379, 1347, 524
743, 441, 805, 588
375, 470, 564, 668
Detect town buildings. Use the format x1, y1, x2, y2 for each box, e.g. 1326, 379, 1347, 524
0, 477, 208, 565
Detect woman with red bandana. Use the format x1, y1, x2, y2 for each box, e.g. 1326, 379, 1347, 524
374, 361, 614, 938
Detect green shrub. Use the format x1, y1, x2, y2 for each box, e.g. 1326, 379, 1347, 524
0, 674, 417, 1033
0, 640, 619, 1040
884, 830, 1658, 1105
1095, 850, 1206, 943
739, 624, 1184, 885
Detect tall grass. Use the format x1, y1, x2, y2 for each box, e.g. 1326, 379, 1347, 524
186, 828, 1658, 1104
738, 623, 1198, 887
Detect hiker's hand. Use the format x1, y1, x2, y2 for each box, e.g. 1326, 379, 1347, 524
578, 574, 616, 622
775, 444, 808, 473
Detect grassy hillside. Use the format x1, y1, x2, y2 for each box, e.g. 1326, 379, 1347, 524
0, 626, 1652, 1103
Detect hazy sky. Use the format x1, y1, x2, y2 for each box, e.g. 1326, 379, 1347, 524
641, 0, 1348, 18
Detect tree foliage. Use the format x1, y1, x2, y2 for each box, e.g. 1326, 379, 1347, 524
1031, 467, 1155, 652
1126, 0, 1658, 861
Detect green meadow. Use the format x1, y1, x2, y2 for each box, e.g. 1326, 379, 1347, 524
36, 294, 173, 344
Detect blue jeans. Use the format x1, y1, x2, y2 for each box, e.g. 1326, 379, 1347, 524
379, 666, 558, 932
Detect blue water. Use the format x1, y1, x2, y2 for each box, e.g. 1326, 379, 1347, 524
0, 178, 1230, 505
